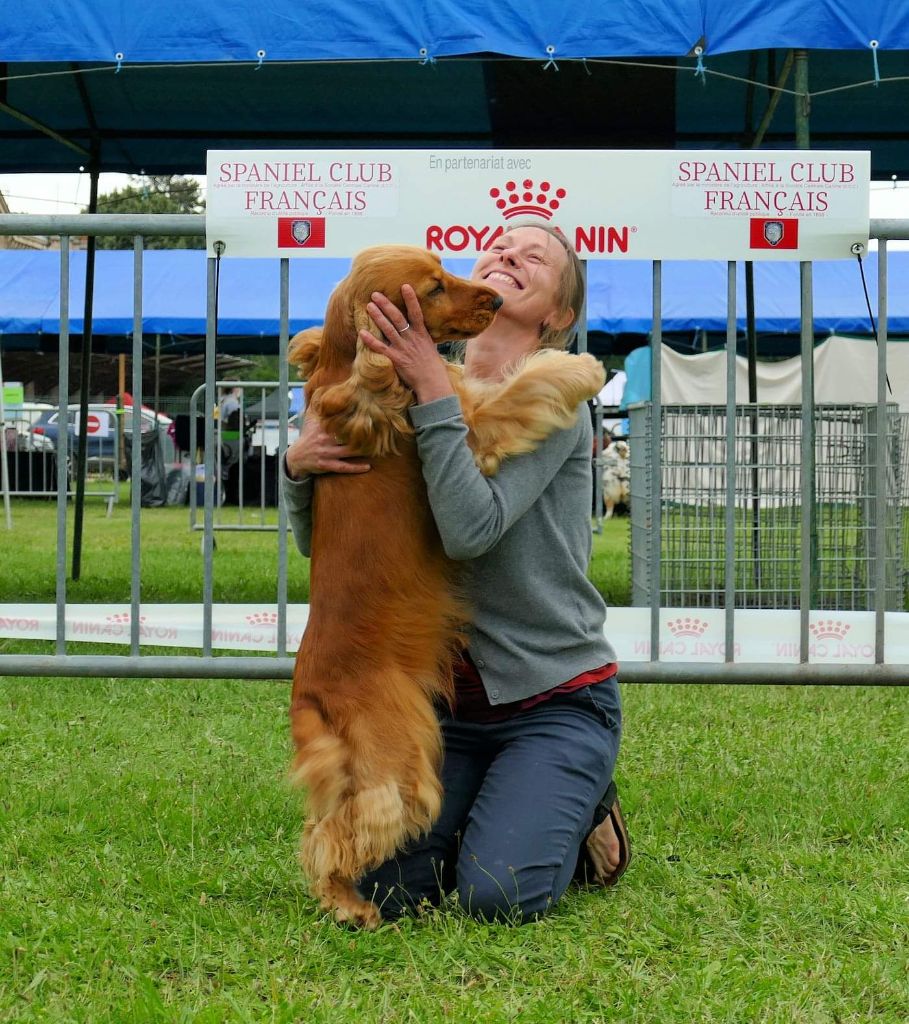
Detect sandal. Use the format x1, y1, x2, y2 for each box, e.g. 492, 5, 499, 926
575, 780, 631, 887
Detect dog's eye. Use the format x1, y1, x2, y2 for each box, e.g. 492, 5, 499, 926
427, 282, 445, 296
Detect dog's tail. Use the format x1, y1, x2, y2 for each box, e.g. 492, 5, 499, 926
290, 681, 444, 881
463, 350, 606, 475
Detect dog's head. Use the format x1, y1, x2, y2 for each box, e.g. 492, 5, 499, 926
606, 440, 630, 460
290, 247, 502, 458
328, 246, 502, 352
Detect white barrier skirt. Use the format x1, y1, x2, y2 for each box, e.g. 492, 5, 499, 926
1, 605, 907, 665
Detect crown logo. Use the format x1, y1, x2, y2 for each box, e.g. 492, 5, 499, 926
489, 179, 566, 220
246, 611, 279, 626
809, 619, 851, 641
105, 613, 146, 624
666, 617, 709, 638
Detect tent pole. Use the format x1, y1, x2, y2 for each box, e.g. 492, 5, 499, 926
117, 353, 127, 475
745, 260, 760, 590
751, 50, 793, 149
0, 342, 13, 529
154, 334, 161, 418
794, 50, 811, 149
744, 48, 798, 597
0, 99, 89, 158
793, 49, 819, 628
71, 156, 99, 580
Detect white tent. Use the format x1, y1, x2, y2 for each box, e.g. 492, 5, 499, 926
659, 337, 909, 412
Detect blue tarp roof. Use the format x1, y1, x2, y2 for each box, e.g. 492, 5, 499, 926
4, 1, 909, 61
0, 249, 904, 340
2, 3, 909, 175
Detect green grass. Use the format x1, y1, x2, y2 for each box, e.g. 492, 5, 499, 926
0, 497, 632, 607
2, 496, 906, 1020
656, 503, 909, 611
0, 497, 310, 606
1, 677, 906, 1022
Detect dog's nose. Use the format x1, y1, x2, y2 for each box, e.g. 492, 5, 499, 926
491, 295, 504, 311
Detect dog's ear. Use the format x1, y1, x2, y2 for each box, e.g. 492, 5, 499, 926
288, 327, 323, 380
312, 338, 414, 457
351, 300, 381, 342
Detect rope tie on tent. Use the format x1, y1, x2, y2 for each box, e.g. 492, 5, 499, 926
869, 40, 880, 85
418, 48, 436, 66
581, 58, 592, 76
255, 49, 266, 70
542, 45, 559, 71
114, 52, 124, 74
854, 247, 893, 395
693, 46, 706, 81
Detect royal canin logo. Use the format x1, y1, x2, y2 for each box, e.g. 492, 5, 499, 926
425, 178, 633, 254
666, 617, 709, 638
809, 619, 851, 641
246, 611, 279, 626
490, 179, 566, 220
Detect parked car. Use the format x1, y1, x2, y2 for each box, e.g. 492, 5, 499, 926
2, 402, 54, 450
28, 404, 173, 463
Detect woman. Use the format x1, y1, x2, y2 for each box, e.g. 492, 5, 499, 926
282, 224, 629, 923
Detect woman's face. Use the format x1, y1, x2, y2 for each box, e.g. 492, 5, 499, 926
470, 227, 571, 333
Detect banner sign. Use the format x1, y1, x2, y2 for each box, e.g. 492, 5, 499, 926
1, 605, 906, 664
2, 382, 24, 407
206, 149, 870, 262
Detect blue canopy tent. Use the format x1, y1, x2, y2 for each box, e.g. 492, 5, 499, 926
3, 1, 908, 573
0, 246, 904, 351
1, 2, 909, 175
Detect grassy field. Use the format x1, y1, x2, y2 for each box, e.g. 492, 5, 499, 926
1, 497, 907, 1021
0, 495, 632, 607
1, 675, 906, 1022
656, 502, 909, 611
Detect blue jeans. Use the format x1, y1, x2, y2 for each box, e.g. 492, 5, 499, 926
360, 677, 622, 924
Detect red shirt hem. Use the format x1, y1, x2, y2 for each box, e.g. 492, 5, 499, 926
452, 653, 618, 723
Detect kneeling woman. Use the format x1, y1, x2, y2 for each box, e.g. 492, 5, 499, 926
282, 224, 629, 923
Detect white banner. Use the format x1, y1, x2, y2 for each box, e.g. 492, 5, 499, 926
205, 149, 870, 262
1, 605, 905, 665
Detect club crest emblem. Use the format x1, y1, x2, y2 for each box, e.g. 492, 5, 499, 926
290, 220, 312, 245
763, 220, 784, 246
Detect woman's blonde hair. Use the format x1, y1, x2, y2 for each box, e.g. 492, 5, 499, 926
507, 220, 585, 351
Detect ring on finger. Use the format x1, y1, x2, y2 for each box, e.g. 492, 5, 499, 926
399, 322, 411, 333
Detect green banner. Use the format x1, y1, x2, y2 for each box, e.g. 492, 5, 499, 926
2, 382, 24, 407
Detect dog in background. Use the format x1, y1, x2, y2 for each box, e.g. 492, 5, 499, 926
601, 439, 630, 519
288, 245, 604, 928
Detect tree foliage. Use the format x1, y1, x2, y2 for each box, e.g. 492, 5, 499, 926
85, 175, 205, 249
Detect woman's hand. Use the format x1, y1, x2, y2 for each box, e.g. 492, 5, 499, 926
359, 284, 455, 405
285, 411, 371, 479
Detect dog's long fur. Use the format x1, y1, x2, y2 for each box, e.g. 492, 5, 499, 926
289, 245, 604, 928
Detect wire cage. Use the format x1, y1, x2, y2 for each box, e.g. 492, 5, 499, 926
629, 403, 906, 610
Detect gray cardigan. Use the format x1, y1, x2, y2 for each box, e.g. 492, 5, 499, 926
281, 393, 618, 705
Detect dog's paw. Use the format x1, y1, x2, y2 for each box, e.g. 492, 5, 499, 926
333, 900, 381, 931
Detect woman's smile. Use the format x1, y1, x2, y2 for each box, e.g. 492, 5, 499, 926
484, 269, 523, 290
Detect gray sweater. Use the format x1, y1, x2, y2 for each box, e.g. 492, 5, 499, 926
281, 393, 618, 705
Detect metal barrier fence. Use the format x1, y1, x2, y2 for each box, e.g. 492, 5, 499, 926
629, 402, 905, 611
0, 212, 907, 683
1, 403, 121, 513
185, 380, 303, 532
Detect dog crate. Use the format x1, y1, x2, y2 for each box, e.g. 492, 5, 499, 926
629, 403, 906, 610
